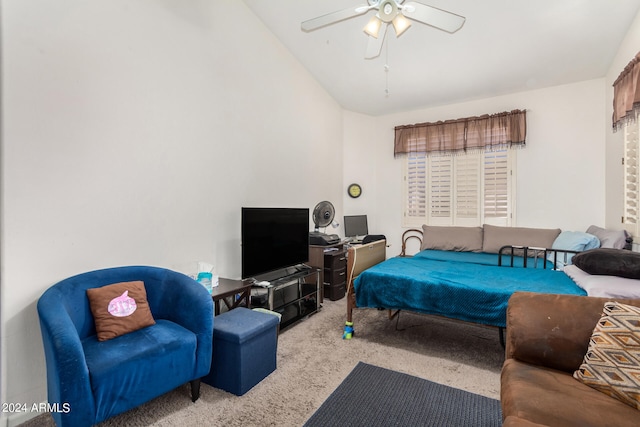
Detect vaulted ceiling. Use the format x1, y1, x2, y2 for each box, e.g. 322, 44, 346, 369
243, 0, 640, 116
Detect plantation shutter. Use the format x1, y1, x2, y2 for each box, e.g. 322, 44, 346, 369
454, 152, 482, 225
483, 149, 510, 225
402, 149, 514, 228
427, 156, 453, 224
403, 153, 427, 226
624, 123, 639, 229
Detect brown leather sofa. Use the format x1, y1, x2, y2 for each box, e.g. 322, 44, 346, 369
501, 292, 640, 426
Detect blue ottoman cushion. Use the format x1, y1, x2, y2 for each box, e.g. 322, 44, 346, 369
204, 307, 279, 395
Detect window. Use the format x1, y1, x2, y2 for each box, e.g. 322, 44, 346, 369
402, 148, 515, 228
623, 121, 639, 235
396, 109, 523, 229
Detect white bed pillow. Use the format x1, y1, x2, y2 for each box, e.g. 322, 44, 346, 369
564, 264, 640, 298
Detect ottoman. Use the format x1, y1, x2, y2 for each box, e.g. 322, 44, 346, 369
203, 307, 279, 395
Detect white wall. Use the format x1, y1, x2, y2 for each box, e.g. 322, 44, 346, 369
343, 79, 607, 254
0, 0, 343, 422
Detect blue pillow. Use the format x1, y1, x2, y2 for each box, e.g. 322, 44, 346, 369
552, 231, 600, 251
548, 231, 600, 269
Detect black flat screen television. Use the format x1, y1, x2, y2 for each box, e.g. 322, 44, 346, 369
241, 207, 309, 279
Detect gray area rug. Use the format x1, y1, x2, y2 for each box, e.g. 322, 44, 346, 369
304, 361, 501, 427
19, 298, 504, 426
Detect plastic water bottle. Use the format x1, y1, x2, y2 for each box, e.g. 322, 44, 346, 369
197, 272, 213, 294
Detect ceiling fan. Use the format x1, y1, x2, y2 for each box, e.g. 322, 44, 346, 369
301, 0, 465, 59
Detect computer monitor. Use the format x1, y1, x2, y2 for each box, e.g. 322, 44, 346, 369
344, 215, 368, 238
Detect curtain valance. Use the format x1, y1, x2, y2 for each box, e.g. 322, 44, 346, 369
394, 109, 527, 156
613, 52, 640, 132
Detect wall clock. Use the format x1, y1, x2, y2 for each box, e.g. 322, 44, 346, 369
347, 183, 362, 198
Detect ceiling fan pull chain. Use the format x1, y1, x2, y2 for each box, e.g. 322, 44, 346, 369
385, 41, 390, 97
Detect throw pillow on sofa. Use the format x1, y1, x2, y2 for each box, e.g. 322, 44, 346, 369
86, 280, 156, 341
421, 225, 483, 252
574, 301, 640, 410
482, 224, 560, 254
548, 231, 601, 269
552, 231, 600, 252
586, 225, 630, 249
572, 248, 640, 280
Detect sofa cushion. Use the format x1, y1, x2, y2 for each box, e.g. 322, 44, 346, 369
506, 292, 607, 373
482, 224, 560, 254
82, 320, 197, 422
501, 359, 640, 426
572, 248, 640, 279
86, 281, 156, 341
573, 301, 640, 410
420, 225, 483, 252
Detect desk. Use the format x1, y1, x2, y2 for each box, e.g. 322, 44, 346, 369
211, 278, 253, 315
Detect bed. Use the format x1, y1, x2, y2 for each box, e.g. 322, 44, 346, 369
348, 246, 585, 327
344, 226, 603, 343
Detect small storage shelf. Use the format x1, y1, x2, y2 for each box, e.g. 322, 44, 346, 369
251, 268, 320, 330
309, 242, 347, 301
323, 249, 347, 300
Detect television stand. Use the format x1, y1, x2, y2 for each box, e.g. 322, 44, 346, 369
251, 267, 320, 330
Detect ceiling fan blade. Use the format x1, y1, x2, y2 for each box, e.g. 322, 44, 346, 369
301, 4, 372, 32
402, 2, 465, 33
365, 24, 388, 59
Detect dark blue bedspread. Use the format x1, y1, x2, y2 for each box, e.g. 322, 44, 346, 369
353, 250, 585, 328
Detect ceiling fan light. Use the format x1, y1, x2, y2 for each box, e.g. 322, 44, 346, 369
364, 16, 382, 38
392, 14, 411, 37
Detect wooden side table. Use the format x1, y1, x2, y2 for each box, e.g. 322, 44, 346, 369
210, 278, 253, 315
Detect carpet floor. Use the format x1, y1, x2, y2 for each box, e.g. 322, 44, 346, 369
20, 297, 505, 427
304, 361, 501, 427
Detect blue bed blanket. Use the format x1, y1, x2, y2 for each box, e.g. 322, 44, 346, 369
353, 250, 585, 328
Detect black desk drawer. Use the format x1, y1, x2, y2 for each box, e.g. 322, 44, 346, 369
324, 267, 346, 286
324, 282, 345, 301
324, 250, 346, 269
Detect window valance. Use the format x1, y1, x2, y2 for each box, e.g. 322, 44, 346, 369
394, 109, 527, 156
613, 52, 640, 132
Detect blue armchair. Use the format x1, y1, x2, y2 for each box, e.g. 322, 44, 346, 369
37, 266, 213, 427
